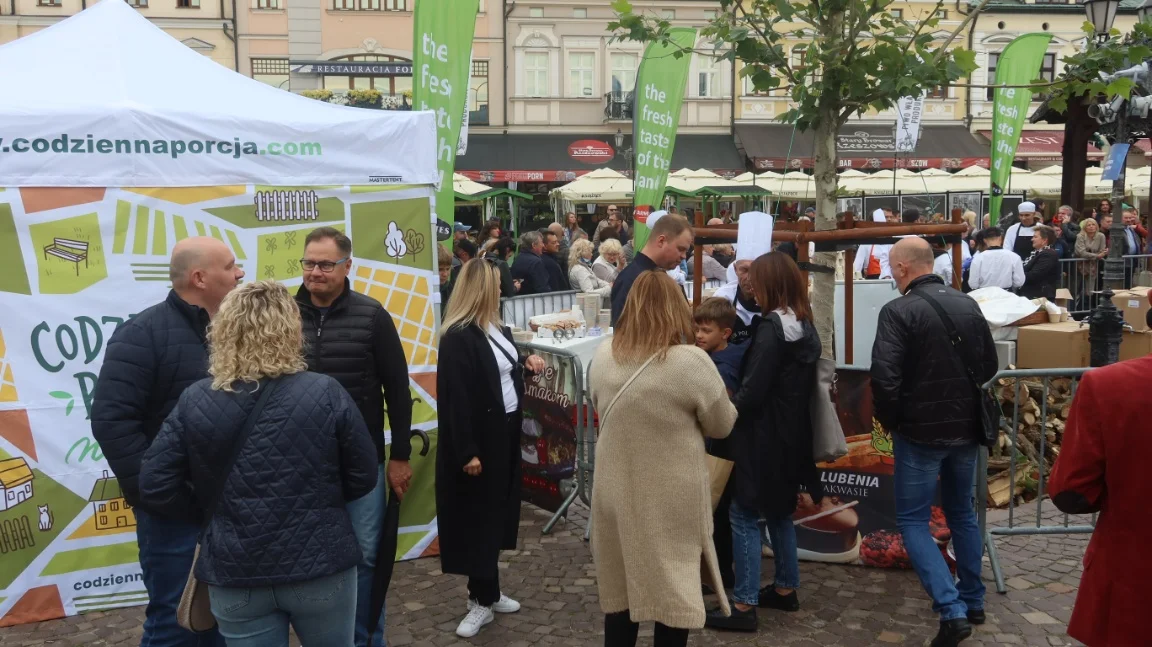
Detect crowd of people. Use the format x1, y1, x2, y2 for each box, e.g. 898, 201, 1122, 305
85, 202, 1143, 647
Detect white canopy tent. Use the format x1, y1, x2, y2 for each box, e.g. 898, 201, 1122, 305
0, 1, 443, 628
0, 0, 438, 187
453, 173, 494, 199
550, 168, 634, 207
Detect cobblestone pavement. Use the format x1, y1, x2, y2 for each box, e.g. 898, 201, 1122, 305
0, 501, 1090, 647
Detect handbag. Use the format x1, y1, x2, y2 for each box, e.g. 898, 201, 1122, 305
706, 455, 734, 511
177, 379, 278, 632
913, 288, 1000, 448
809, 357, 847, 463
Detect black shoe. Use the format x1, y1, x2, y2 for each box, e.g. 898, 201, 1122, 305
705, 603, 757, 632
702, 583, 717, 596
966, 609, 986, 625
757, 586, 800, 612
930, 618, 973, 647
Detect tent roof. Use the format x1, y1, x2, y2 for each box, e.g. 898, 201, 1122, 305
0, 0, 437, 187
550, 168, 633, 203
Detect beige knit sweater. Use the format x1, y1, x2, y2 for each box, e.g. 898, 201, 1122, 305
588, 343, 738, 628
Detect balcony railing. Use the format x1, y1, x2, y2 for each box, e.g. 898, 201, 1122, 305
604, 91, 633, 121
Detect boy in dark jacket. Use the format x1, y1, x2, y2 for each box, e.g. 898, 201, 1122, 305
693, 297, 744, 395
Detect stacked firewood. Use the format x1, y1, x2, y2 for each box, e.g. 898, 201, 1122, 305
985, 375, 1075, 508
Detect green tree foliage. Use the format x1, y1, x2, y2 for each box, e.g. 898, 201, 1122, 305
609, 0, 990, 354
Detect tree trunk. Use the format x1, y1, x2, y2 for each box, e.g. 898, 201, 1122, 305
1061, 95, 1091, 212
811, 110, 841, 359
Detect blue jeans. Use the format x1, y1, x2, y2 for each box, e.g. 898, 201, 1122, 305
730, 501, 799, 606
346, 464, 387, 647
136, 509, 226, 647
894, 439, 985, 622
208, 567, 357, 647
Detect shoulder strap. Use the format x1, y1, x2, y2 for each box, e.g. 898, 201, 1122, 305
202, 379, 278, 526
599, 352, 659, 425
912, 288, 986, 391
486, 332, 520, 368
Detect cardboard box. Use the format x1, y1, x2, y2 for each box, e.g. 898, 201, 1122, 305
1016, 321, 1091, 369
1113, 287, 1151, 332
1119, 330, 1152, 362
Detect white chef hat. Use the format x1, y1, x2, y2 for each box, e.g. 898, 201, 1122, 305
1018, 201, 1036, 214
646, 210, 669, 228
872, 208, 887, 223
735, 211, 775, 262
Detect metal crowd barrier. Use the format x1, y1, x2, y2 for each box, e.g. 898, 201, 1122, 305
501, 290, 577, 331
976, 368, 1096, 594
510, 340, 592, 536
682, 278, 724, 300
1058, 254, 1152, 318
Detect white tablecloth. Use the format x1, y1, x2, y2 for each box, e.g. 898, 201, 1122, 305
517, 333, 609, 391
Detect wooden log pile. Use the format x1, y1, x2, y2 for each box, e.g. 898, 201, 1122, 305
985, 375, 1075, 508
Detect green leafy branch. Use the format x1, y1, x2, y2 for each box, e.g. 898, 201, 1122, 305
1043, 21, 1152, 115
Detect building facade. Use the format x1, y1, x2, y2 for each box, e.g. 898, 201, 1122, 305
0, 0, 237, 70
236, 0, 502, 127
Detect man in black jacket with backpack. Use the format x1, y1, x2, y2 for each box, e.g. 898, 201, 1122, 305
870, 238, 999, 647
92, 237, 244, 647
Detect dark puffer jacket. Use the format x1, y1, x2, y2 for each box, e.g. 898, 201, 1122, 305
296, 281, 412, 463
91, 290, 211, 509
138, 372, 378, 588
870, 275, 999, 446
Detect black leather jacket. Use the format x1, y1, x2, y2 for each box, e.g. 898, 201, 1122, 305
870, 275, 999, 446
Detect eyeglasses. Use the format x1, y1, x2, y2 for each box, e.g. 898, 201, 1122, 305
299, 257, 348, 273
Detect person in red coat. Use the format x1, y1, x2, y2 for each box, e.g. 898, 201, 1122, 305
1048, 301, 1152, 647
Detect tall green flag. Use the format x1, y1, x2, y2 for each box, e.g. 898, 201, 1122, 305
989, 33, 1052, 224
412, 0, 478, 228
631, 27, 697, 249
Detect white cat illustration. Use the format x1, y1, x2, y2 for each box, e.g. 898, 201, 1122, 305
385, 222, 408, 258
38, 504, 53, 532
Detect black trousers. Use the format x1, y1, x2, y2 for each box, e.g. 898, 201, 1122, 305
468, 575, 500, 607
604, 611, 689, 647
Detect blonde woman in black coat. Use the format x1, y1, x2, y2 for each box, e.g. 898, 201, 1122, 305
436, 259, 545, 639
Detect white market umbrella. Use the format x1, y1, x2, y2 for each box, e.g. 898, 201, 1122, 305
549, 168, 633, 204
453, 173, 492, 199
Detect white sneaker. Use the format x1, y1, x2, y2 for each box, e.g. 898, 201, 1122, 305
456, 604, 494, 638
468, 594, 521, 614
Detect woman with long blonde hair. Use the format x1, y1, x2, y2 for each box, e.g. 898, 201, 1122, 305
588, 271, 737, 647
436, 259, 545, 638
139, 280, 378, 647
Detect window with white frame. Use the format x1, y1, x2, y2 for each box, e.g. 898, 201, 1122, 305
611, 52, 638, 94
525, 52, 550, 97
697, 54, 718, 97
569, 52, 595, 97
252, 58, 290, 88
254, 0, 281, 8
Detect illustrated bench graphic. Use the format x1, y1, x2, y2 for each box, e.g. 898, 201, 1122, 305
43, 238, 89, 275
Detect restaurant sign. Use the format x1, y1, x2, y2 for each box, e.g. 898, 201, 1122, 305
291, 61, 414, 76
837, 130, 897, 153
754, 156, 990, 171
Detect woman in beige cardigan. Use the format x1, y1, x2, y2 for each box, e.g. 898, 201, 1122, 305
589, 271, 738, 647
1074, 217, 1107, 285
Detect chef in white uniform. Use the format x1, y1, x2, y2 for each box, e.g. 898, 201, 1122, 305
852, 208, 893, 279
1002, 201, 1039, 260
713, 211, 775, 346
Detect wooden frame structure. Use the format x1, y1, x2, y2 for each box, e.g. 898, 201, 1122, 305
690, 210, 967, 364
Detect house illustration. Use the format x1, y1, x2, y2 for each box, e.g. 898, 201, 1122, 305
89, 470, 135, 530
0, 457, 34, 511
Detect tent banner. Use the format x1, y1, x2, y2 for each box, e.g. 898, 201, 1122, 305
894, 93, 926, 153
0, 185, 440, 627
631, 27, 697, 248
413, 0, 479, 228
989, 33, 1053, 223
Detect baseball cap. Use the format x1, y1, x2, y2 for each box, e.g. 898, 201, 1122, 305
453, 222, 472, 233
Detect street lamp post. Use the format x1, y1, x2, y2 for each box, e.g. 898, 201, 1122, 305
1085, 0, 1126, 366
613, 128, 634, 177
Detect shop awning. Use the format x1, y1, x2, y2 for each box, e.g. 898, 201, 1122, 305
455, 133, 745, 182
735, 123, 990, 171
976, 129, 1149, 161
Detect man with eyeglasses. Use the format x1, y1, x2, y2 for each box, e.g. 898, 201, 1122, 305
593, 205, 629, 246
295, 226, 413, 647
